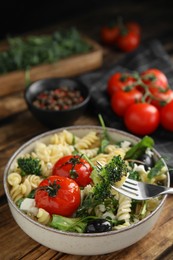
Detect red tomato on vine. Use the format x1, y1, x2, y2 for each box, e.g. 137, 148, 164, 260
111, 88, 142, 117
100, 18, 141, 52
126, 22, 141, 35
141, 68, 169, 90
116, 30, 140, 52
107, 72, 138, 96
124, 103, 160, 135
160, 100, 173, 132
149, 88, 173, 109
100, 25, 120, 45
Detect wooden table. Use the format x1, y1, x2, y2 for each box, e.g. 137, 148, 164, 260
1, 1, 173, 259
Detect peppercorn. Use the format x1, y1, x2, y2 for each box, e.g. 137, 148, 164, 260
33, 86, 84, 111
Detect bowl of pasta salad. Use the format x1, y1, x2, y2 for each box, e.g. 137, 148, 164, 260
3, 126, 170, 255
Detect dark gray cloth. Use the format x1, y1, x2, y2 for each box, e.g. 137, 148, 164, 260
79, 39, 173, 182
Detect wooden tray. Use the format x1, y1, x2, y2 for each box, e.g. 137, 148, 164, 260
0, 37, 103, 98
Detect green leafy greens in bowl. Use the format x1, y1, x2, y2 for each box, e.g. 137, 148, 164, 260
0, 28, 92, 74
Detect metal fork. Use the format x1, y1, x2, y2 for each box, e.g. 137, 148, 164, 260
96, 161, 173, 200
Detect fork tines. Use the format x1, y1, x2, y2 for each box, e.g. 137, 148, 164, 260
96, 161, 103, 171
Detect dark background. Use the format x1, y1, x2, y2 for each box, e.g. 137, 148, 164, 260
1, 0, 116, 39
1, 0, 172, 40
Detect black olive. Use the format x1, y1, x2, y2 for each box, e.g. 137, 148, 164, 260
85, 219, 112, 233
138, 153, 155, 170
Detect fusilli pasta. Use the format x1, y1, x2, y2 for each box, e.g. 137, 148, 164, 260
50, 130, 75, 145
75, 131, 100, 150
7, 172, 22, 186
37, 208, 51, 225
116, 194, 132, 226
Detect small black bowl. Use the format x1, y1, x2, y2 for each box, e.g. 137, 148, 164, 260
24, 77, 90, 128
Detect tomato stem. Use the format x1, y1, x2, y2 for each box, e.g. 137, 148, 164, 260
37, 180, 61, 197
117, 16, 128, 35
125, 74, 169, 104
56, 155, 89, 180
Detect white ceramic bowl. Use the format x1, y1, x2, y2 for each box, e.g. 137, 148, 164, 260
3, 126, 170, 255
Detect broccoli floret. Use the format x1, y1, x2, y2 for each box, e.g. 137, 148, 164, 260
77, 155, 128, 217
17, 156, 41, 176
93, 155, 128, 200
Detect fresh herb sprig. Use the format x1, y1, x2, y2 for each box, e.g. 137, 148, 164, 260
76, 155, 128, 217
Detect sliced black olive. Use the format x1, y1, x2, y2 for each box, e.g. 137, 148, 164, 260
85, 219, 112, 233
138, 153, 155, 170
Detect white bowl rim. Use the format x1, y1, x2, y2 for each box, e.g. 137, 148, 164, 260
3, 125, 170, 238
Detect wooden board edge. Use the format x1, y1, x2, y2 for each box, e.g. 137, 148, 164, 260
0, 37, 103, 97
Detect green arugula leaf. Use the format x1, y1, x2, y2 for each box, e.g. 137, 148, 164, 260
124, 136, 154, 160
148, 159, 165, 179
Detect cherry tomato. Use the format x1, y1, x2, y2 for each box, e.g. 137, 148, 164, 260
35, 175, 81, 217
116, 30, 140, 52
126, 22, 141, 35
111, 88, 142, 117
141, 68, 168, 90
160, 100, 173, 131
100, 25, 120, 45
52, 155, 92, 187
124, 103, 160, 135
149, 88, 173, 109
107, 72, 137, 96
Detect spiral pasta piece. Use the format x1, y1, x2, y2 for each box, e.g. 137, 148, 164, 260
35, 143, 50, 163
75, 131, 100, 150
104, 145, 126, 159
37, 208, 51, 225
50, 130, 75, 145
7, 172, 22, 186
79, 147, 99, 158
10, 175, 42, 203
91, 152, 117, 166
20, 179, 32, 197
40, 160, 53, 177
10, 185, 23, 203
113, 222, 131, 230
23, 174, 43, 188
35, 142, 74, 164
116, 194, 132, 223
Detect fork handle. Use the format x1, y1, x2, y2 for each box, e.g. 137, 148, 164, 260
162, 188, 173, 195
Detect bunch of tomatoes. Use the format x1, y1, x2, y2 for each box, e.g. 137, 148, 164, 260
100, 18, 141, 52
108, 68, 173, 135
